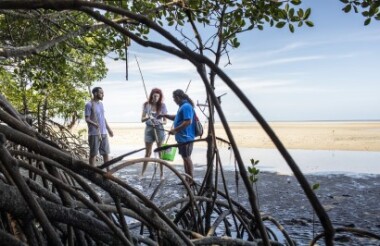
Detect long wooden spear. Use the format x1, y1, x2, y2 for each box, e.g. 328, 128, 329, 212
135, 55, 162, 172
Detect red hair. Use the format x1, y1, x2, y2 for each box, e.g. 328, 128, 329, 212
143, 88, 164, 113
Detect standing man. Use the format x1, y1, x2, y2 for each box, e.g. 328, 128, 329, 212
85, 87, 114, 167
160, 89, 196, 185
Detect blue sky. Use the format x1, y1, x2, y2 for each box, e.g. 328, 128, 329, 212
93, 0, 380, 123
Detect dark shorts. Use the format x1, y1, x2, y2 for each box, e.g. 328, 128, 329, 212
178, 142, 193, 158
88, 135, 110, 157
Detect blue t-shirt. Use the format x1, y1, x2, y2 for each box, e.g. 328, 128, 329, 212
173, 100, 195, 143
85, 101, 107, 135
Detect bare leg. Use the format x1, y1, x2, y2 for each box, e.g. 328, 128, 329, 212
89, 155, 96, 167
102, 154, 110, 171
141, 142, 153, 176
103, 154, 109, 163
183, 156, 193, 185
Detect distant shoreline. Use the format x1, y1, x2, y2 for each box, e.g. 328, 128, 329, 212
105, 119, 380, 124
73, 121, 380, 152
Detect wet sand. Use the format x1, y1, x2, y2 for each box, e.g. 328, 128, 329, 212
111, 165, 380, 245
76, 121, 380, 245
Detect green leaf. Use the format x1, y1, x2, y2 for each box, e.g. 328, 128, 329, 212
248, 166, 253, 173
278, 10, 286, 19
289, 23, 295, 33
353, 5, 358, 13
361, 2, 369, 8
312, 183, 320, 190
289, 8, 295, 18
369, 6, 377, 16
275, 22, 286, 28
364, 18, 371, 25
291, 0, 301, 6
340, 0, 349, 3
297, 8, 304, 18
292, 16, 300, 22
305, 21, 314, 27
304, 8, 311, 19
343, 4, 352, 13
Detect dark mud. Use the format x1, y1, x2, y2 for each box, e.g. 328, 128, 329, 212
111, 163, 380, 246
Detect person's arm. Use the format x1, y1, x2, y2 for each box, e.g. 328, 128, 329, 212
141, 104, 154, 123
105, 119, 113, 137
169, 119, 191, 135
159, 114, 175, 121
161, 104, 168, 125
85, 116, 98, 128
85, 103, 98, 127
162, 116, 167, 125
141, 110, 150, 123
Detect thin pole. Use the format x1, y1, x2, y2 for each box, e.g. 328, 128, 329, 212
135, 55, 161, 165
165, 80, 192, 144
184, 80, 192, 93
135, 55, 149, 99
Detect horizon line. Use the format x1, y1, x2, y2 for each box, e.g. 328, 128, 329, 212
103, 119, 380, 124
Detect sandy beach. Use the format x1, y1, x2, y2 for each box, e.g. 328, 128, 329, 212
73, 121, 380, 152
73, 121, 380, 176
213, 121, 380, 152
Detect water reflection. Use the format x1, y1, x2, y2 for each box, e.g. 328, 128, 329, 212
111, 145, 380, 176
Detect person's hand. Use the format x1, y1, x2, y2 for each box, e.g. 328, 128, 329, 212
156, 114, 164, 119
168, 129, 176, 135
108, 129, 114, 137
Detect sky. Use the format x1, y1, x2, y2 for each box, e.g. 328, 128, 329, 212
92, 0, 380, 123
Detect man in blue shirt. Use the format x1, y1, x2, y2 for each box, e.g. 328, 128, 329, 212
160, 89, 196, 185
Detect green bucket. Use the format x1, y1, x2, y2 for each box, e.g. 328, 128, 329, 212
160, 144, 177, 161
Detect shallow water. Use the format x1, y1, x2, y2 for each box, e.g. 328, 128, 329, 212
111, 145, 380, 176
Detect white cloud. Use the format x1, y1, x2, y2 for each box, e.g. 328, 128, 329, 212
95, 6, 380, 123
